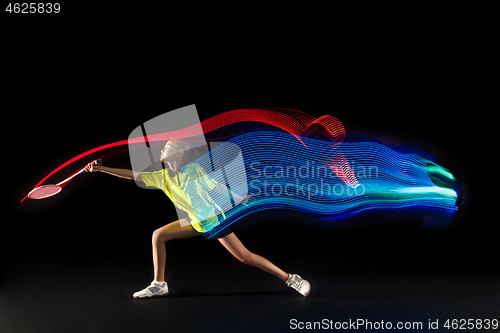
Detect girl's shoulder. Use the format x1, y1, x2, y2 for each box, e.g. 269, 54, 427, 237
182, 162, 214, 180
142, 168, 167, 178
182, 162, 202, 175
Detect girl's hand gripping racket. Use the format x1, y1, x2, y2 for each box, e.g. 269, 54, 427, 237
27, 159, 102, 199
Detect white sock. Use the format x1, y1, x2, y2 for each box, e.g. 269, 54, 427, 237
153, 280, 165, 286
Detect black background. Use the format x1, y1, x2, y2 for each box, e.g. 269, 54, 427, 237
3, 5, 496, 333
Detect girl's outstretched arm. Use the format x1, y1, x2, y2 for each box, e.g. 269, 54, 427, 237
85, 160, 143, 182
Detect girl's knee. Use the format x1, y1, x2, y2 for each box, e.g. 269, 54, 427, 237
240, 252, 256, 266
152, 228, 168, 244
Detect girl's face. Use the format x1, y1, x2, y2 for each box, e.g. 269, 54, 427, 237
160, 141, 182, 163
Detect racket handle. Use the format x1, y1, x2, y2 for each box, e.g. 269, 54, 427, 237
81, 159, 103, 174
57, 159, 104, 186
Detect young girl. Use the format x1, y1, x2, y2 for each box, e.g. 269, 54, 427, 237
85, 139, 310, 298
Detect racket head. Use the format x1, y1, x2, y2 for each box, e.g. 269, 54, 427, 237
28, 185, 62, 199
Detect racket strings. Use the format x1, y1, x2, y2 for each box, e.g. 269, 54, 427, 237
28, 186, 62, 199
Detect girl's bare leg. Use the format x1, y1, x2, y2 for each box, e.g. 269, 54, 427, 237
218, 232, 289, 282
151, 219, 201, 282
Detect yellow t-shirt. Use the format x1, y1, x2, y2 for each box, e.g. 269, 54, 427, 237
140, 163, 221, 233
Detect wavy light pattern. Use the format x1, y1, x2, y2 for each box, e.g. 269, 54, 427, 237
21, 107, 460, 239
201, 131, 459, 238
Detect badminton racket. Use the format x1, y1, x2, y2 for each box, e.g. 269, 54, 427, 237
27, 159, 102, 200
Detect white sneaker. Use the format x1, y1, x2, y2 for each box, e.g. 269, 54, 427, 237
133, 281, 169, 299
286, 274, 311, 296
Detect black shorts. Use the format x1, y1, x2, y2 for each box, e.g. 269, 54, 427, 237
205, 226, 233, 240
198, 213, 233, 240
